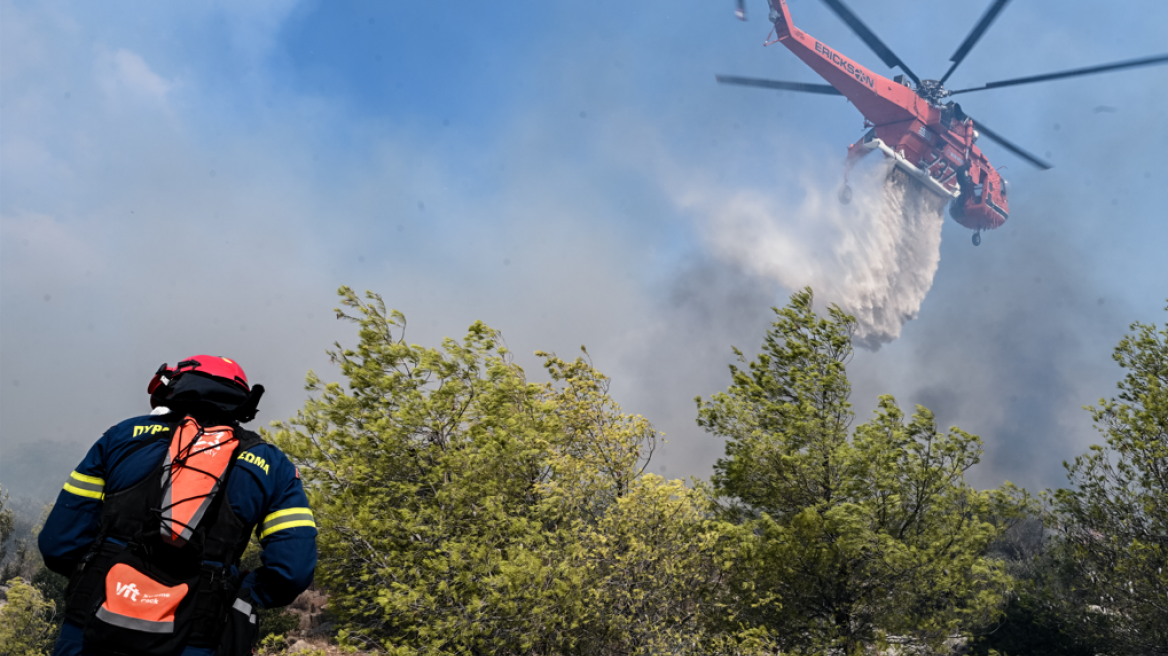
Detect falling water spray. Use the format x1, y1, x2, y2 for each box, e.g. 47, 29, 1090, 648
694, 158, 950, 349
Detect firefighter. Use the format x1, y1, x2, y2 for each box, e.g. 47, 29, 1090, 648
39, 356, 318, 656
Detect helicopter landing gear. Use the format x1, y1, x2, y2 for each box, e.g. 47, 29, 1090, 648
838, 184, 853, 205
972, 232, 981, 247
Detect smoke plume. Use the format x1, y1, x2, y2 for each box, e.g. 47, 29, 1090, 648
689, 158, 949, 349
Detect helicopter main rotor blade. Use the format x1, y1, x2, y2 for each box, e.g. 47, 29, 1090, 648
818, 0, 921, 86
716, 74, 843, 95
940, 0, 1012, 85
949, 53, 1168, 95
970, 119, 1052, 170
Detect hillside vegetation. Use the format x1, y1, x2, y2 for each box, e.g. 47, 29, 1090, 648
4, 287, 1165, 655
264, 287, 1166, 655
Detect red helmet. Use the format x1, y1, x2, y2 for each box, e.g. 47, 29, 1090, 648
148, 355, 263, 422
149, 355, 249, 395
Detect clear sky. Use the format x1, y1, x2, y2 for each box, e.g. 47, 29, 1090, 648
3, 0, 1167, 501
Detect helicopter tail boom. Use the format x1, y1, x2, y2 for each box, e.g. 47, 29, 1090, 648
766, 1, 918, 126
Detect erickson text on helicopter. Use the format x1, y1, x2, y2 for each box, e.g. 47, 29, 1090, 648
814, 41, 876, 89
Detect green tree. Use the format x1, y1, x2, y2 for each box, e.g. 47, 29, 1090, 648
270, 287, 763, 655
272, 288, 566, 654
969, 517, 1111, 656
0, 578, 56, 656
698, 288, 1020, 655
1, 491, 66, 643
0, 490, 45, 589
1051, 307, 1168, 655
0, 488, 13, 569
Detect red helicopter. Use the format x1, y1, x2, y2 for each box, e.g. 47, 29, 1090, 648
719, 0, 1168, 245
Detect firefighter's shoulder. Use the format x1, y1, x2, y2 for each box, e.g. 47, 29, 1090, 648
63, 415, 173, 501
234, 438, 295, 480
96, 414, 175, 464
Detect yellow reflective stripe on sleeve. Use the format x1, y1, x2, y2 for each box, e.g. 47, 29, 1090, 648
259, 507, 315, 538
70, 471, 105, 486
63, 471, 105, 499
63, 483, 104, 500
259, 519, 316, 538
263, 507, 314, 523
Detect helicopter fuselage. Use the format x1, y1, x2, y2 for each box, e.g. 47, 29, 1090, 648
769, 0, 1009, 232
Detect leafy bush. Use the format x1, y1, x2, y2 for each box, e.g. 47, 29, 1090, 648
270, 288, 759, 655
0, 577, 57, 656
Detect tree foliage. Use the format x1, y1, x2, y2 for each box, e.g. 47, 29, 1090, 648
0, 488, 13, 569
969, 517, 1112, 656
0, 577, 57, 656
1051, 307, 1168, 655
0, 489, 50, 593
270, 287, 763, 655
1, 491, 66, 649
697, 288, 1021, 654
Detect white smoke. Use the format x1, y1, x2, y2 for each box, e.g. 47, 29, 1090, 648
685, 157, 949, 350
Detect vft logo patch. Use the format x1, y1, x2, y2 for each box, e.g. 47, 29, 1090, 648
113, 581, 169, 605
116, 582, 141, 602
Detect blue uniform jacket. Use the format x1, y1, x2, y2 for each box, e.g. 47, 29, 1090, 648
39, 414, 317, 610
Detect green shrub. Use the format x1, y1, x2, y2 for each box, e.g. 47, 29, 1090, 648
0, 577, 57, 656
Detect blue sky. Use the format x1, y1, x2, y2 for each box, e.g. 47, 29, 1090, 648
3, 0, 1167, 500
